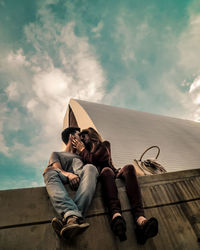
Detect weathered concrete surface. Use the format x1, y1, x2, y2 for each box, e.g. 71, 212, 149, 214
0, 169, 200, 249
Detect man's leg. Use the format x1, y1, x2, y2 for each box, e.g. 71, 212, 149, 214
74, 164, 99, 216
44, 169, 90, 239
43, 169, 82, 220
60, 165, 98, 239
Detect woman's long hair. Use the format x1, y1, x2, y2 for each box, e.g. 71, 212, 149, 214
80, 127, 103, 152
88, 127, 103, 143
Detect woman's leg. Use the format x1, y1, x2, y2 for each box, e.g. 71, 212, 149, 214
119, 165, 158, 244
100, 167, 126, 241
100, 167, 121, 217
119, 164, 145, 222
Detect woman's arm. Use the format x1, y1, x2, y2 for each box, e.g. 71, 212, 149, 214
79, 144, 110, 164
72, 138, 109, 164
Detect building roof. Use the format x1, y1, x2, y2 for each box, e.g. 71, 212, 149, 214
64, 99, 200, 172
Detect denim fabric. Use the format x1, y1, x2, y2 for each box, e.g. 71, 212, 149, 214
74, 164, 99, 216
43, 164, 99, 219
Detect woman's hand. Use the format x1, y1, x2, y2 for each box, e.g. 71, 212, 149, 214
72, 138, 85, 153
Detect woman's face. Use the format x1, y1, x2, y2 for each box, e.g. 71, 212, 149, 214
80, 133, 90, 145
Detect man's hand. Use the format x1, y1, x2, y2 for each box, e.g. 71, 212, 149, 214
67, 172, 80, 190
72, 138, 85, 153
51, 162, 80, 190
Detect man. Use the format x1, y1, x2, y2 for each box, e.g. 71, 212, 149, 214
43, 127, 99, 239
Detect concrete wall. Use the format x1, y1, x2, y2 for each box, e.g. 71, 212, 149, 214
1, 169, 200, 250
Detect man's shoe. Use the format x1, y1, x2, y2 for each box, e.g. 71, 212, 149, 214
51, 217, 64, 237
60, 216, 89, 239
111, 216, 127, 241
135, 217, 158, 244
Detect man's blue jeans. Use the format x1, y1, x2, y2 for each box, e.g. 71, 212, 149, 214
43, 164, 99, 220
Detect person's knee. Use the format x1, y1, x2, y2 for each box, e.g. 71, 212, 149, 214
100, 167, 115, 177
83, 164, 98, 177
43, 169, 60, 184
122, 164, 136, 176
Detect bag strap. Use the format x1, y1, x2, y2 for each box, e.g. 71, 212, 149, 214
139, 146, 160, 161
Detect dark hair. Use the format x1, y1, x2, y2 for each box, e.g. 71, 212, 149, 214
80, 127, 103, 143
61, 127, 80, 145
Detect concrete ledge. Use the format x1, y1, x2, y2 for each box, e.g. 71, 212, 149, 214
0, 169, 200, 249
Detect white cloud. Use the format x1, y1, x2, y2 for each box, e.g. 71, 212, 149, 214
114, 13, 151, 63
189, 75, 200, 93
0, 5, 106, 169
114, 16, 136, 62
0, 178, 43, 191
26, 99, 38, 111
177, 11, 200, 121
0, 103, 9, 155
7, 49, 30, 67
91, 21, 104, 38
0, 125, 9, 155
189, 75, 200, 107
33, 68, 71, 102
178, 14, 200, 73
5, 82, 19, 100
24, 20, 106, 146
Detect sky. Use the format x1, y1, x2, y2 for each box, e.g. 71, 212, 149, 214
1, 0, 200, 190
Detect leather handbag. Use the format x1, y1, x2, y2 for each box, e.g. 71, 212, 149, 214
133, 146, 167, 176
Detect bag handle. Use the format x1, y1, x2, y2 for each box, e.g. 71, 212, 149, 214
139, 146, 160, 161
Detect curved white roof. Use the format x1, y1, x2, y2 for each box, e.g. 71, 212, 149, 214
64, 99, 200, 172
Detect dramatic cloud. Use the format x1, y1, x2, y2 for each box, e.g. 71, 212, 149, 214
1, 0, 200, 189
24, 20, 106, 143
5, 82, 19, 100
177, 11, 200, 121
0, 2, 106, 179
178, 14, 200, 73
189, 76, 200, 104
91, 21, 104, 38
0, 103, 9, 155
7, 49, 30, 67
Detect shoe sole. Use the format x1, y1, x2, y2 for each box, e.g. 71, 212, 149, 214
144, 218, 158, 239
61, 223, 90, 239
51, 218, 63, 237
135, 217, 158, 244
111, 216, 127, 241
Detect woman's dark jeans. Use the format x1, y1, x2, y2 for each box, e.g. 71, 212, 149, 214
100, 164, 145, 221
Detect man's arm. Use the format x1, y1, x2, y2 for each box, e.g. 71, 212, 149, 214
51, 162, 80, 191
43, 152, 80, 190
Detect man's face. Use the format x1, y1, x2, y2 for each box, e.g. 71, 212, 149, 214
73, 131, 80, 140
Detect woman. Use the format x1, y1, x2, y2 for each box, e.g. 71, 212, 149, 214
72, 127, 158, 243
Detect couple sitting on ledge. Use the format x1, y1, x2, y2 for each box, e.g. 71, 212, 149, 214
43, 127, 158, 244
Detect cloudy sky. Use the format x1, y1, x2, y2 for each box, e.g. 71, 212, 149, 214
1, 0, 200, 190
